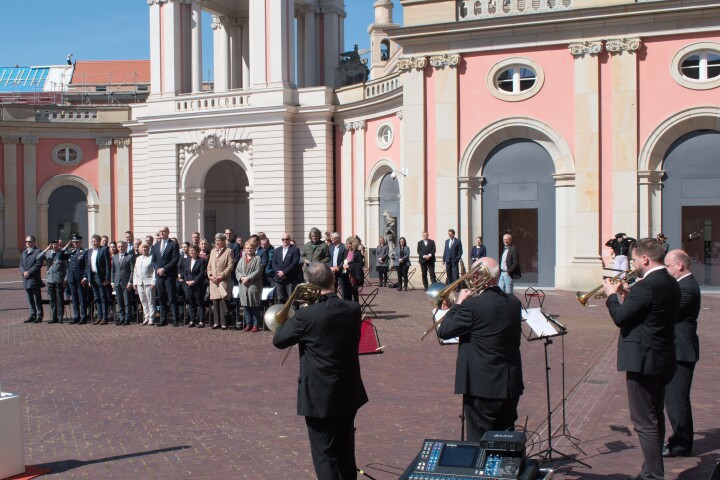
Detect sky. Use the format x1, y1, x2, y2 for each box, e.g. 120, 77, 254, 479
0, 0, 402, 79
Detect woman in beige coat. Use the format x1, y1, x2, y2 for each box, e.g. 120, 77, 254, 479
236, 241, 264, 332
207, 233, 234, 330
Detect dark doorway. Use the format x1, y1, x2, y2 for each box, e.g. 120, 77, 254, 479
499, 208, 538, 284
682, 206, 720, 287
379, 173, 400, 237
203, 160, 249, 238
48, 185, 87, 241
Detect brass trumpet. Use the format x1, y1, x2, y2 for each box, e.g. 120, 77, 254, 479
421, 261, 493, 340
576, 269, 637, 306
263, 283, 322, 332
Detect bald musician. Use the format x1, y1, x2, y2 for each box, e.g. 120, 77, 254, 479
437, 257, 524, 441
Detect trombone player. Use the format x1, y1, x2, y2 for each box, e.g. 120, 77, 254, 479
436, 257, 524, 441
273, 262, 368, 480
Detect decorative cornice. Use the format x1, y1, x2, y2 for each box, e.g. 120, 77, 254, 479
458, 176, 483, 189
147, 0, 194, 4
178, 130, 252, 169
146, 0, 169, 5
21, 136, 39, 145
343, 121, 367, 132
430, 53, 461, 69
398, 56, 427, 72
114, 138, 131, 148
606, 37, 642, 54
320, 5, 345, 16
568, 41, 603, 58
210, 15, 232, 30
396, 111, 403, 121
1, 136, 20, 145
95, 137, 113, 147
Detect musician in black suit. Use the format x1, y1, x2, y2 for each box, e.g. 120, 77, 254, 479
663, 249, 701, 458
603, 238, 680, 480
151, 226, 180, 326
83, 234, 111, 325
272, 233, 301, 303
273, 262, 368, 480
111, 241, 135, 326
65, 234, 88, 324
417, 231, 437, 291
442, 229, 463, 286
499, 234, 521, 295
437, 257, 524, 441
20, 235, 45, 323
182, 244, 207, 328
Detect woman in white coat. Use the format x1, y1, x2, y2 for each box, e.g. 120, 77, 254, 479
133, 243, 156, 325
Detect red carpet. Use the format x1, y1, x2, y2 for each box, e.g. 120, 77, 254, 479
3, 466, 52, 480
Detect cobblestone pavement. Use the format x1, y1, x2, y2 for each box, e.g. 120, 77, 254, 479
1, 268, 718, 479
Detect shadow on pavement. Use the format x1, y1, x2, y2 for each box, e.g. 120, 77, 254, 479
33, 445, 191, 475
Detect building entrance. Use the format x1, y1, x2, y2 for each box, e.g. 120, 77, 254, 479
499, 208, 538, 285
203, 160, 250, 237
48, 185, 88, 241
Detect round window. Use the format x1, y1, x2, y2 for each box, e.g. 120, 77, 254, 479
377, 123, 394, 150
496, 67, 537, 93
671, 43, 720, 90
52, 143, 83, 166
487, 57, 544, 102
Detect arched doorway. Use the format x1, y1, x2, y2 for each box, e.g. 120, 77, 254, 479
378, 173, 400, 237
203, 160, 250, 237
662, 130, 720, 287
481, 139, 556, 286
48, 186, 88, 241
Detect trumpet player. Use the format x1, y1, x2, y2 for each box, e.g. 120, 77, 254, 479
603, 238, 680, 480
436, 257, 524, 441
273, 262, 368, 480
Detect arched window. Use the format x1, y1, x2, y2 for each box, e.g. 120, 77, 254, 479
380, 40, 390, 61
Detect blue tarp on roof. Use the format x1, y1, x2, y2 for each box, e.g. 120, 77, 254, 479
0, 67, 50, 92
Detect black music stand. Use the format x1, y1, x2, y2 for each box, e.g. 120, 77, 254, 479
522, 308, 590, 468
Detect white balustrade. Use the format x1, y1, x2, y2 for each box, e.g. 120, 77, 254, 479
458, 0, 573, 20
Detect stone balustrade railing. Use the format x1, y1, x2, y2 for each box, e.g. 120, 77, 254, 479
175, 92, 252, 112
458, 0, 573, 20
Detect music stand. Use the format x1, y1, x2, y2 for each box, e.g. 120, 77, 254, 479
522, 308, 590, 468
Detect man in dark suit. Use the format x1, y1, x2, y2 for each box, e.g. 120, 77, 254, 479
417, 231, 437, 291
471, 236, 487, 263
328, 232, 349, 298
663, 249, 701, 458
442, 229, 463, 286
65, 234, 88, 324
20, 235, 45, 323
604, 238, 680, 480
111, 241, 135, 326
437, 257, 523, 440
273, 262, 368, 480
272, 233, 301, 304
499, 234, 521, 295
84, 234, 111, 325
151, 226, 180, 326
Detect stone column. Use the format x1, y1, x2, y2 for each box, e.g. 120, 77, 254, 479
249, 1, 267, 87
296, 8, 306, 88
322, 5, 340, 87
398, 57, 427, 240
190, 0, 203, 93
228, 19, 240, 90
148, 0, 162, 96
569, 41, 604, 282
245, 186, 255, 233
2, 137, 19, 264
240, 17, 250, 90
303, 7, 317, 87
341, 124, 354, 236
96, 138, 113, 237
638, 170, 664, 238
22, 137, 38, 241
36, 204, 49, 247
267, 0, 295, 86
553, 173, 579, 289
180, 187, 204, 241
115, 138, 131, 234
161, 0, 183, 94
212, 15, 230, 92
458, 176, 482, 257
431, 54, 461, 242
607, 37, 642, 235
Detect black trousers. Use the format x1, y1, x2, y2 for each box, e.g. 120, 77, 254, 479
67, 282, 87, 322
155, 274, 180, 323
47, 282, 64, 322
114, 284, 132, 324
462, 395, 519, 442
186, 284, 206, 323
305, 413, 358, 480
89, 273, 109, 320
626, 371, 668, 480
420, 262, 436, 288
274, 279, 297, 304
376, 266, 388, 285
665, 361, 695, 452
396, 263, 409, 288
25, 286, 43, 319
445, 261, 460, 285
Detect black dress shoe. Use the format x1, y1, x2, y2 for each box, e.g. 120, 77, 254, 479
34, 318, 43, 323
70, 319, 79, 324
48, 320, 59, 324
157, 321, 168, 327
663, 443, 691, 457
24, 317, 36, 323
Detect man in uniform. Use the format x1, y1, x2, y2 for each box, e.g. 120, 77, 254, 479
66, 234, 88, 324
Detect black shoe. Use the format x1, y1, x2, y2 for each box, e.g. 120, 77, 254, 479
173, 322, 179, 327
662, 443, 691, 458
34, 318, 43, 323
48, 320, 59, 324
70, 319, 79, 324
24, 317, 36, 323
157, 321, 168, 327
78, 320, 88, 325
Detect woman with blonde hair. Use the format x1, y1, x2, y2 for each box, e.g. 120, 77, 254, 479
236, 240, 264, 332
133, 242, 156, 325
207, 233, 234, 330
343, 236, 365, 302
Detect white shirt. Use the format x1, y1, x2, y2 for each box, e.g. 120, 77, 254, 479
501, 246, 509, 272
282, 246, 288, 261
332, 244, 340, 267
91, 248, 99, 273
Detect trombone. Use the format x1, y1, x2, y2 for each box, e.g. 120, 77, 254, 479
421, 261, 493, 340
264, 283, 322, 365
576, 269, 637, 306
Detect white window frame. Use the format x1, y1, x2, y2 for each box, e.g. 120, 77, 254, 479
671, 42, 720, 91
487, 57, 544, 102
52, 143, 83, 166
377, 122, 394, 150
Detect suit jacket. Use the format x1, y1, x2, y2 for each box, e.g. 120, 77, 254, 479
182, 256, 207, 284
437, 286, 524, 399
65, 247, 86, 285
417, 239, 436, 264
20, 246, 44, 289
442, 238, 463, 264
41, 249, 69, 284
84, 247, 111, 283
328, 243, 347, 269
151, 239, 180, 278
471, 245, 487, 262
272, 245, 301, 283
674, 274, 701, 363
133, 255, 156, 287
606, 267, 680, 376
501, 245, 521, 278
111, 252, 135, 288
273, 293, 368, 418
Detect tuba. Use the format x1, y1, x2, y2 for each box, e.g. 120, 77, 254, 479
421, 261, 493, 340
263, 283, 323, 332
576, 269, 637, 306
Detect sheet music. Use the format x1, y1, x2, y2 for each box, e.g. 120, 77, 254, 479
434, 308, 459, 344
262, 287, 275, 301
522, 308, 558, 337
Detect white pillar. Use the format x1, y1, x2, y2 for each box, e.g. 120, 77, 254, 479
180, 187, 204, 242
366, 196, 380, 252
459, 176, 482, 261
553, 173, 578, 289
2, 137, 19, 265
323, 8, 340, 87
115, 138, 131, 234
190, 0, 203, 93
296, 10, 306, 88
148, 0, 162, 96
96, 138, 113, 237
241, 17, 250, 89
638, 170, 664, 238
249, 2, 267, 87
22, 137, 38, 241
212, 15, 230, 92
354, 121, 367, 238
341, 125, 353, 236
161, 0, 183, 94
303, 8, 317, 87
